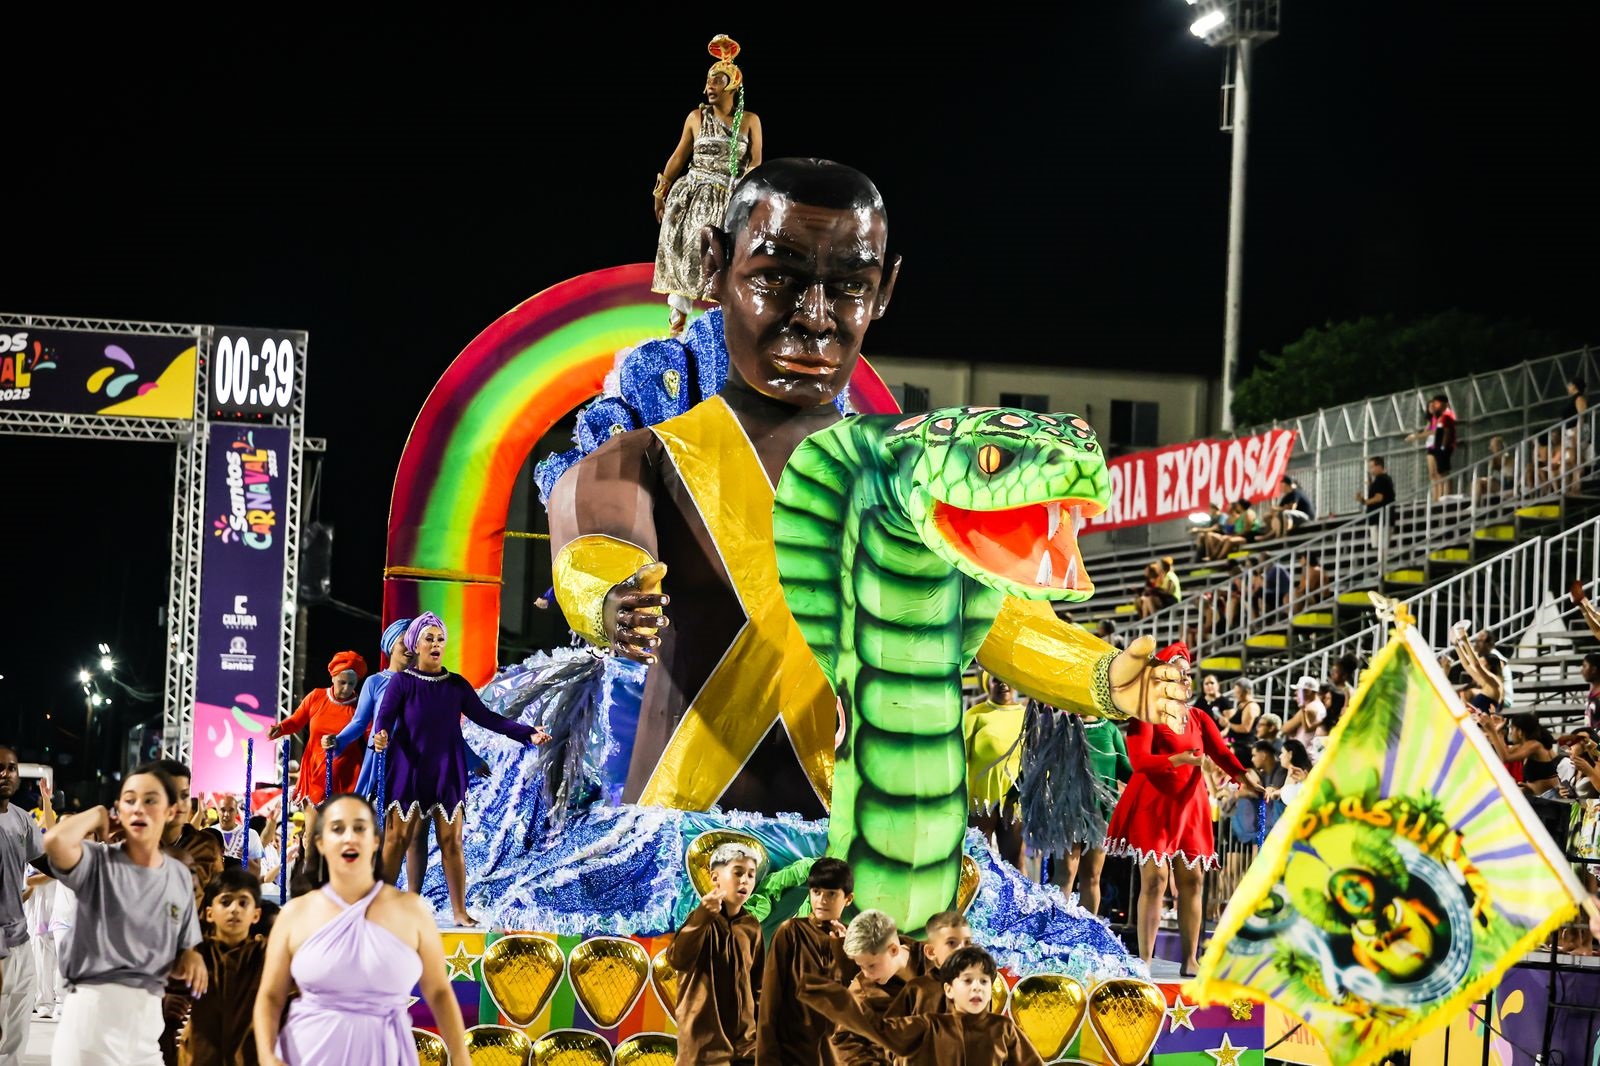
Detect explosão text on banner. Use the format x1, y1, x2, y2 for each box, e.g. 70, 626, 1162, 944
1085, 428, 1297, 533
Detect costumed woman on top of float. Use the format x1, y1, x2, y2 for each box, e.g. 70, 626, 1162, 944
269, 651, 369, 806
651, 35, 762, 335
964, 673, 1028, 869
371, 613, 549, 926
1103, 642, 1263, 976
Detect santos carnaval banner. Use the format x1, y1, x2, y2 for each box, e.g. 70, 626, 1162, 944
1083, 428, 1298, 533
190, 424, 290, 794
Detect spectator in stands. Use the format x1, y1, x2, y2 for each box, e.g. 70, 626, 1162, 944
1189, 504, 1225, 562
1452, 627, 1509, 707
1571, 377, 1590, 418
1222, 679, 1260, 766
1199, 500, 1262, 561
1266, 738, 1313, 811
1266, 476, 1314, 539
1585, 653, 1600, 732
1406, 394, 1458, 501
1246, 560, 1291, 621
1556, 729, 1600, 798
1251, 740, 1287, 834
1195, 674, 1232, 731
1283, 676, 1325, 747
1095, 619, 1125, 650
1473, 435, 1515, 504
1200, 560, 1246, 638
1480, 713, 1557, 796
1254, 712, 1282, 744
1134, 557, 1181, 619
1294, 551, 1327, 606
1324, 654, 1358, 731
1357, 457, 1396, 540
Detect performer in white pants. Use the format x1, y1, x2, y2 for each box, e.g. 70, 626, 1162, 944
0, 747, 45, 1066
27, 874, 59, 1018
44, 767, 205, 1066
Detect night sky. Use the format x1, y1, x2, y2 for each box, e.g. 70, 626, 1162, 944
5, 6, 1596, 790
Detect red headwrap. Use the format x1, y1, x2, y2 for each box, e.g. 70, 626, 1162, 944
327, 650, 368, 681
1155, 641, 1191, 665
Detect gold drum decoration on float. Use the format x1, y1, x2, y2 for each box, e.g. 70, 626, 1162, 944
956, 854, 981, 912
1008, 974, 1087, 1059
413, 1028, 449, 1066
650, 945, 680, 1014
567, 936, 651, 1028
481, 934, 566, 1027
531, 1029, 614, 1066
464, 1023, 533, 1066
1086, 979, 1166, 1066
613, 1032, 678, 1066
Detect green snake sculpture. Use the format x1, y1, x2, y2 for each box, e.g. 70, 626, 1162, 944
774, 406, 1112, 929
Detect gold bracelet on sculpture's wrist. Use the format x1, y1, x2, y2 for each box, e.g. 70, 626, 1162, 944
552, 535, 656, 648
1092, 650, 1121, 719
652, 173, 668, 199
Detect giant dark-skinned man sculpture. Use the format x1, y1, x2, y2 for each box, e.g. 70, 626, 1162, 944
547, 160, 1187, 863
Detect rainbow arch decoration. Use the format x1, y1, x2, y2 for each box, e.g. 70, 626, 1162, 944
384, 263, 899, 685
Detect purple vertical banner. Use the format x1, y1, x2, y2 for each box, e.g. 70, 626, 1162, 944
191, 423, 290, 795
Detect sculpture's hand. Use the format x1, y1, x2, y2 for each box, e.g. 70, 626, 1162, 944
1109, 635, 1192, 726
604, 562, 671, 665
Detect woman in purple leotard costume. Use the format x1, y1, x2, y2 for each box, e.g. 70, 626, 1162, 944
372, 612, 549, 926
254, 794, 470, 1066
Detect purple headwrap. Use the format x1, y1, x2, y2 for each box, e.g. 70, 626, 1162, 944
403, 611, 447, 654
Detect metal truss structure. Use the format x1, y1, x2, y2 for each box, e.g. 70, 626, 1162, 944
0, 313, 306, 762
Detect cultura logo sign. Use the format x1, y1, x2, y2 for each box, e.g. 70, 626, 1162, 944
0, 333, 56, 402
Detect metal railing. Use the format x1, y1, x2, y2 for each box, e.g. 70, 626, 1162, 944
1092, 345, 1597, 552
1246, 535, 1546, 717
1122, 403, 1600, 667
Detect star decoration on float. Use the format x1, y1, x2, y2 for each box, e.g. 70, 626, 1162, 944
444, 940, 481, 982
1166, 995, 1198, 1033
1204, 1033, 1246, 1066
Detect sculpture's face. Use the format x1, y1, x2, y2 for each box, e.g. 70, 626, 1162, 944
709, 197, 890, 407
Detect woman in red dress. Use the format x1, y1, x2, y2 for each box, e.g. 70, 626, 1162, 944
269, 651, 369, 806
1104, 643, 1263, 975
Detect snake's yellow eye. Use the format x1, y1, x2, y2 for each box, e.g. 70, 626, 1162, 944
977, 444, 1008, 475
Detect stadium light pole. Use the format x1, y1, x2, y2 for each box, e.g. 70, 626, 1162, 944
1185, 0, 1280, 432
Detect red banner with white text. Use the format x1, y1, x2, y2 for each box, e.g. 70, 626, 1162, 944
1083, 429, 1298, 533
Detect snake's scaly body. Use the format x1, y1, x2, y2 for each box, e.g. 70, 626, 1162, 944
774, 407, 1111, 928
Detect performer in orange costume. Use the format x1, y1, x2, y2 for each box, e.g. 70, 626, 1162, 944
269, 651, 368, 806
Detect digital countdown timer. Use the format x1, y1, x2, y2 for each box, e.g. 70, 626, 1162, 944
212, 328, 302, 416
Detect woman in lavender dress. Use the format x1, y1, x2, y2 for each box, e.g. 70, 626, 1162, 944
372, 613, 548, 926
255, 794, 468, 1066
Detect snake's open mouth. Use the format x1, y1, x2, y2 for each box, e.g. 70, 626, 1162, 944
930, 498, 1103, 593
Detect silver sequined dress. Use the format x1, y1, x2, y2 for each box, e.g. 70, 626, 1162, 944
653, 106, 752, 301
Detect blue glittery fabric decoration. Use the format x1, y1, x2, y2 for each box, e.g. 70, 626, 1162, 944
414, 679, 1141, 979
533, 308, 855, 504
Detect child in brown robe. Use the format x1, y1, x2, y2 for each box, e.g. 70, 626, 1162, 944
893, 909, 973, 1016
755, 857, 853, 1066
667, 842, 766, 1066
829, 909, 923, 1065
802, 946, 1045, 1066
179, 868, 267, 1066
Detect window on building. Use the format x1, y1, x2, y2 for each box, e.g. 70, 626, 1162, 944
895, 383, 930, 413
1110, 400, 1160, 447
999, 391, 1050, 411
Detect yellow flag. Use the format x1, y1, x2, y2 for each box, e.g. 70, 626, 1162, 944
1187, 627, 1586, 1066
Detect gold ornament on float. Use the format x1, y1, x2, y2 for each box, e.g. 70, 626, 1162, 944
956, 854, 981, 913
413, 1028, 449, 1066
1008, 974, 1087, 1059
567, 936, 651, 1028
464, 1023, 533, 1066
481, 934, 566, 1027
684, 830, 768, 898
992, 975, 1010, 1014
1086, 979, 1166, 1066
531, 1029, 614, 1066
650, 946, 680, 1014
613, 1032, 678, 1066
